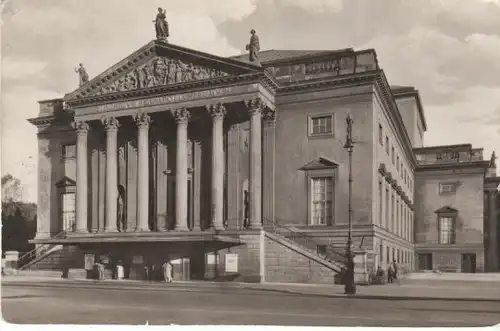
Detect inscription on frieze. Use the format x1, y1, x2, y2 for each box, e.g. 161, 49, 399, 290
95, 57, 229, 95
95, 87, 233, 113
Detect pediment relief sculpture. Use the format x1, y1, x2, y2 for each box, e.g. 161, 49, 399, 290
94, 57, 229, 96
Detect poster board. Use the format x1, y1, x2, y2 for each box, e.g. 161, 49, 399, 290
132, 255, 143, 264
84, 254, 95, 270
225, 254, 238, 273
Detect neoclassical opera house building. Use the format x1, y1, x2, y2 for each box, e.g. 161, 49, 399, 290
27, 32, 500, 282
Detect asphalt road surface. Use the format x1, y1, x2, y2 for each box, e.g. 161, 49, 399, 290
2, 284, 500, 327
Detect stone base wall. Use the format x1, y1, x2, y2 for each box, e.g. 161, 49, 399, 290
27, 246, 84, 271
264, 234, 336, 284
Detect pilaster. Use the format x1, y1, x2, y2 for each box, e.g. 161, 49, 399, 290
262, 108, 276, 226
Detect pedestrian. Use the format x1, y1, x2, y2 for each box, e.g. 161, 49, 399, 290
387, 263, 394, 284
162, 260, 173, 283
393, 260, 400, 284
116, 261, 124, 280
144, 265, 150, 281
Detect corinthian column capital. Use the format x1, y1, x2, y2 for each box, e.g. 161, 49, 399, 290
134, 112, 152, 129
206, 103, 227, 120
172, 108, 191, 124
72, 120, 90, 135
244, 96, 265, 115
262, 108, 277, 125
101, 116, 120, 132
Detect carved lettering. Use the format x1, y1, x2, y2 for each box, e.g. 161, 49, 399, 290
96, 87, 232, 113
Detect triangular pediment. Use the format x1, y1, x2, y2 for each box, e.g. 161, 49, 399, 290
55, 176, 76, 188
65, 40, 263, 103
300, 157, 339, 171
435, 206, 458, 214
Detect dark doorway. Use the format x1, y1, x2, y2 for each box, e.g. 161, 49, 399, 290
461, 253, 476, 273
418, 253, 433, 271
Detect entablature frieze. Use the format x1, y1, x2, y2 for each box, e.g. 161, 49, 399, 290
72, 83, 275, 122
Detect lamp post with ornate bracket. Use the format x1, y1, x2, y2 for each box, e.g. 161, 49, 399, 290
343, 113, 356, 295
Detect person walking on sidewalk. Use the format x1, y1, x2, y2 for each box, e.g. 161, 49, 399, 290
387, 263, 394, 283
162, 260, 173, 283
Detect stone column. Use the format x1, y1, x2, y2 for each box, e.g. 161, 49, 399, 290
73, 120, 90, 233
245, 97, 264, 229
263, 108, 276, 227
135, 112, 152, 232
207, 103, 227, 230
102, 117, 120, 232
173, 108, 191, 231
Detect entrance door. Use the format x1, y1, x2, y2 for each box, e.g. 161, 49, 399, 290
418, 253, 432, 271
461, 253, 476, 273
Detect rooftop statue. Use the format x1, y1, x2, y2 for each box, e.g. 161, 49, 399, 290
154, 7, 169, 41
245, 29, 260, 66
75, 63, 89, 87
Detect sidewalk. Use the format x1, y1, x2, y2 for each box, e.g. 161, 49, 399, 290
2, 275, 500, 302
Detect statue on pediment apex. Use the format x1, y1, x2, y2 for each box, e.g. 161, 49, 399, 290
154, 7, 169, 41
246, 29, 260, 66
75, 63, 89, 87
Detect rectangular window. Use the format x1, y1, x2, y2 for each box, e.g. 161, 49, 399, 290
385, 188, 389, 229
378, 181, 383, 226
396, 199, 399, 236
379, 244, 383, 260
63, 144, 76, 159
310, 177, 334, 225
316, 245, 327, 256
391, 147, 395, 164
439, 216, 455, 244
379, 124, 383, 145
386, 247, 390, 263
61, 192, 76, 231
309, 115, 334, 136
385, 136, 389, 154
391, 194, 395, 232
439, 183, 456, 195
400, 162, 404, 178
396, 156, 400, 172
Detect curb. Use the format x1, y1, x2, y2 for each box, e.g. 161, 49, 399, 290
3, 279, 500, 303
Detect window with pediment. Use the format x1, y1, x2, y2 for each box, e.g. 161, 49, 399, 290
300, 157, 338, 226
436, 206, 458, 244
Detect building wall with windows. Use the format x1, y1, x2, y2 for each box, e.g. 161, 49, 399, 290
414, 145, 490, 272
371, 89, 416, 272
274, 85, 374, 227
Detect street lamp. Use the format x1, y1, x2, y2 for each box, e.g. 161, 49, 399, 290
343, 113, 356, 295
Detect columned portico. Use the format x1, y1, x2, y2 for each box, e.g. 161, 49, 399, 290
207, 103, 226, 230
135, 112, 152, 232
102, 117, 119, 232
73, 120, 89, 233
173, 108, 191, 231
245, 97, 264, 229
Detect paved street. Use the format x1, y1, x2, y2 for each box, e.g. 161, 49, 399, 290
2, 283, 500, 326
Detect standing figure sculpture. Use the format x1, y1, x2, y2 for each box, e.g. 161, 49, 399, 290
75, 63, 89, 87
245, 29, 260, 66
154, 7, 169, 41
117, 185, 126, 232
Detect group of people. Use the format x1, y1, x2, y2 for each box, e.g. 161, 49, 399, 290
91, 260, 173, 282
374, 260, 399, 284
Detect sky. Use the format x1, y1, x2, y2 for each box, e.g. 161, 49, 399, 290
1, 0, 500, 202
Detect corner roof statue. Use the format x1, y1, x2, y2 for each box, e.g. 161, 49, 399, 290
75, 63, 89, 87
154, 7, 169, 41
246, 29, 260, 66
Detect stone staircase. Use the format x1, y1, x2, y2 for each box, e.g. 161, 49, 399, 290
264, 220, 347, 274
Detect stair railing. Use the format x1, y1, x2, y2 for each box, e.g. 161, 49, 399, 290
264, 218, 347, 268
18, 231, 67, 267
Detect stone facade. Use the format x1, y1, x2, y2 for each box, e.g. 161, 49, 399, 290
27, 40, 500, 282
